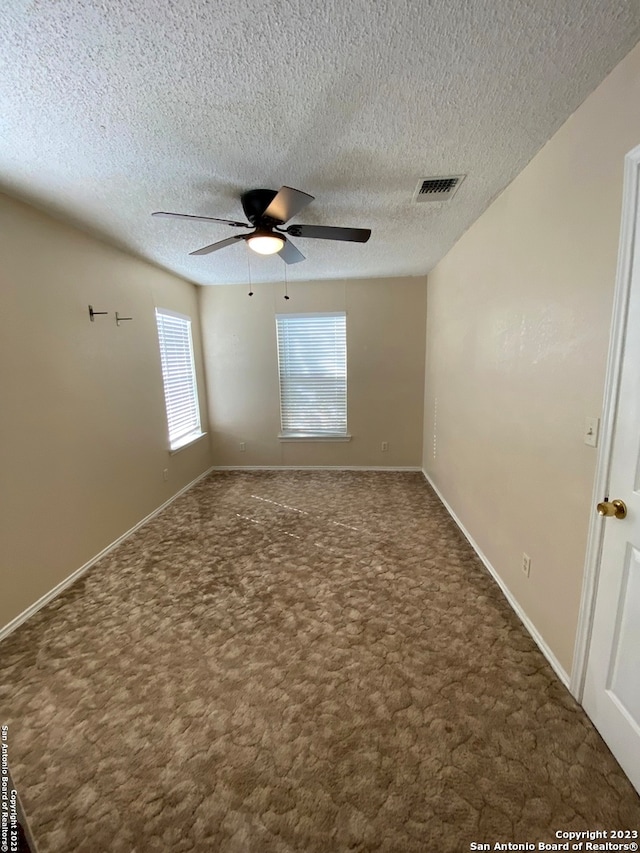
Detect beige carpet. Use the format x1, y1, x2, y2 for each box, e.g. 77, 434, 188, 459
0, 471, 638, 852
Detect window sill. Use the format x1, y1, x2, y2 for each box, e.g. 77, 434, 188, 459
169, 431, 208, 455
278, 434, 352, 442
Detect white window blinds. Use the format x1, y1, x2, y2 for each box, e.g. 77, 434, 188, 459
155, 309, 202, 450
276, 312, 347, 436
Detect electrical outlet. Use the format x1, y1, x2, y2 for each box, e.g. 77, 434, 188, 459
162, 468, 169, 481
381, 441, 389, 452
522, 553, 531, 578
239, 442, 246, 452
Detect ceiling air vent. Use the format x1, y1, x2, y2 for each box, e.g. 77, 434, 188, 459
413, 174, 465, 203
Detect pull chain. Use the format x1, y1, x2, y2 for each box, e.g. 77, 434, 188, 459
247, 245, 254, 296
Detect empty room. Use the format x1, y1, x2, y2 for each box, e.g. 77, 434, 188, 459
1, 1, 640, 851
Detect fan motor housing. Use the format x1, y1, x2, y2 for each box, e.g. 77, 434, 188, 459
241, 189, 279, 225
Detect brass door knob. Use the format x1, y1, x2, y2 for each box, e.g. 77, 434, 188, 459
597, 499, 627, 519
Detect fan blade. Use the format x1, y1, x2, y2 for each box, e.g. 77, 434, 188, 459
189, 234, 247, 256
263, 186, 314, 224
278, 238, 306, 264
153, 211, 250, 228
286, 224, 371, 243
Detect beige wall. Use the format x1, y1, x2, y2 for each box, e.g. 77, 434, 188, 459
0, 194, 212, 631
200, 276, 427, 468
423, 42, 640, 675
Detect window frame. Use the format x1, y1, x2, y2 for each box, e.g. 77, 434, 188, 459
275, 311, 350, 441
155, 308, 206, 453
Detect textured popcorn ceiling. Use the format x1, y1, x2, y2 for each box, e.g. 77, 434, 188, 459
1, 1, 639, 286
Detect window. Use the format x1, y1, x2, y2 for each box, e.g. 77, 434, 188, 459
155, 309, 204, 451
276, 312, 348, 438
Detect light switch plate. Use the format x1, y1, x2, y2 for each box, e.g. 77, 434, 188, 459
584, 416, 600, 447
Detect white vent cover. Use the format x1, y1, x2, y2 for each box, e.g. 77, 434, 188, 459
413, 175, 465, 202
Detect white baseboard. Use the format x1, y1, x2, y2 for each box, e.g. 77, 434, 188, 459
211, 465, 423, 472
422, 470, 571, 690
0, 466, 215, 643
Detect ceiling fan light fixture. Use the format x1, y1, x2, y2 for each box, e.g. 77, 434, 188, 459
153, 186, 371, 264
247, 230, 285, 255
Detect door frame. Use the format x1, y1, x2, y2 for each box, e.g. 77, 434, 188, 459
571, 143, 640, 700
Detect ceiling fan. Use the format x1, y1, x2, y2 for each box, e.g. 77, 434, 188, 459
152, 186, 371, 264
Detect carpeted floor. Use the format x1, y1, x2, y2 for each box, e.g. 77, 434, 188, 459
0, 471, 638, 852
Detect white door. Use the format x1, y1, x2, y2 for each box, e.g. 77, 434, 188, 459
582, 146, 640, 794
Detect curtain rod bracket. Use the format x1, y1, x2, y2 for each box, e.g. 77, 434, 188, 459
88, 305, 108, 322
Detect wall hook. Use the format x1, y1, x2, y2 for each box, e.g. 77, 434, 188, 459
88, 305, 108, 322
115, 312, 133, 326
